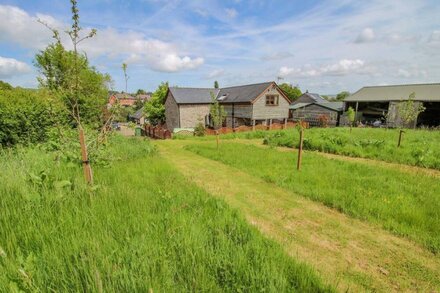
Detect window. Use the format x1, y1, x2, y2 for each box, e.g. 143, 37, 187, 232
265, 94, 279, 106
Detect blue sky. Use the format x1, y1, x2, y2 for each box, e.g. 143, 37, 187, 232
0, 0, 439, 94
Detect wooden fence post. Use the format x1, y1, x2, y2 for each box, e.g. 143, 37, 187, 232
297, 128, 304, 171
252, 119, 256, 131
397, 129, 404, 147
79, 127, 93, 184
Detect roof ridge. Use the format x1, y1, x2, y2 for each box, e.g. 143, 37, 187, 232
220, 81, 274, 90
170, 86, 217, 90
362, 83, 440, 89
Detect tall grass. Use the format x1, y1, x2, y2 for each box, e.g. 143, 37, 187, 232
185, 142, 440, 253
0, 136, 331, 292
262, 128, 440, 169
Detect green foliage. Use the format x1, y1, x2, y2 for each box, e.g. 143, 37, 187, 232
398, 92, 426, 128
186, 142, 440, 253
279, 83, 302, 102
133, 98, 144, 110
194, 122, 205, 137
34, 42, 111, 126
214, 80, 219, 89
0, 80, 13, 90
144, 82, 168, 125
136, 89, 146, 95
346, 106, 355, 125
0, 88, 68, 147
336, 91, 350, 101
0, 137, 331, 292
209, 92, 226, 129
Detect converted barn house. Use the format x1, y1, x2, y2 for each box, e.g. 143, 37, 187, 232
344, 83, 440, 127
290, 92, 343, 126
164, 82, 291, 131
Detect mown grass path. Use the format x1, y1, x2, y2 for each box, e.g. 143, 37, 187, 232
156, 140, 440, 293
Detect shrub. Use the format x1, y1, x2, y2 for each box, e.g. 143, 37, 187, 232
194, 122, 205, 137
0, 89, 67, 147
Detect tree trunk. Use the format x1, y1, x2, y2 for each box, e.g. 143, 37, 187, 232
79, 127, 93, 184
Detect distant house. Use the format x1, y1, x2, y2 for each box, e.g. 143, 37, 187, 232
108, 93, 137, 107
164, 81, 291, 131
136, 93, 152, 103
128, 108, 146, 125
344, 83, 440, 127
290, 92, 343, 126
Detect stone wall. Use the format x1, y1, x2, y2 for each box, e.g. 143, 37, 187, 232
179, 104, 210, 128
165, 92, 180, 131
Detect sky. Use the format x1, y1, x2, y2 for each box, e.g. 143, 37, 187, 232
0, 0, 439, 94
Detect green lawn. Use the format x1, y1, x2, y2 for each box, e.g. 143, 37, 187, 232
185, 142, 440, 253
259, 127, 440, 169
0, 136, 331, 292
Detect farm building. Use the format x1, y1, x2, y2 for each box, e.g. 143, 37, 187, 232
164, 82, 291, 131
290, 92, 343, 126
344, 83, 440, 127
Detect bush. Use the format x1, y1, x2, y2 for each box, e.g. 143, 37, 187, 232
0, 89, 68, 147
194, 122, 205, 137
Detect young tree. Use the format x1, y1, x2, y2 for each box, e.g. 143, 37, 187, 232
122, 63, 129, 93
209, 92, 226, 149
398, 92, 425, 129
214, 80, 219, 89
346, 106, 355, 132
36, 0, 105, 184
336, 91, 350, 101
144, 82, 169, 125
279, 83, 302, 101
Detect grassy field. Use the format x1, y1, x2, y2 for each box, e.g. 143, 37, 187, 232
176, 128, 440, 169
0, 136, 331, 292
185, 142, 440, 253
261, 128, 440, 169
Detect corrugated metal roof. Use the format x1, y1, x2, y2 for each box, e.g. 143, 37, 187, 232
289, 103, 312, 110
320, 102, 344, 111
345, 83, 440, 102
169, 88, 219, 104
289, 102, 343, 112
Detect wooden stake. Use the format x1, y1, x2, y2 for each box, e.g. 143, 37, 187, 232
79, 127, 93, 184
297, 128, 304, 171
397, 129, 404, 147
216, 130, 219, 150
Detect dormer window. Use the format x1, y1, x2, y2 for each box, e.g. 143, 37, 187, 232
265, 94, 279, 106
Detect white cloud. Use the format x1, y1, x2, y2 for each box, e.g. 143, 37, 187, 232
225, 8, 238, 18
206, 69, 224, 79
429, 30, 440, 43
279, 59, 370, 78
261, 51, 294, 61
397, 68, 427, 78
0, 4, 204, 73
355, 28, 375, 43
0, 5, 57, 49
0, 56, 31, 78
